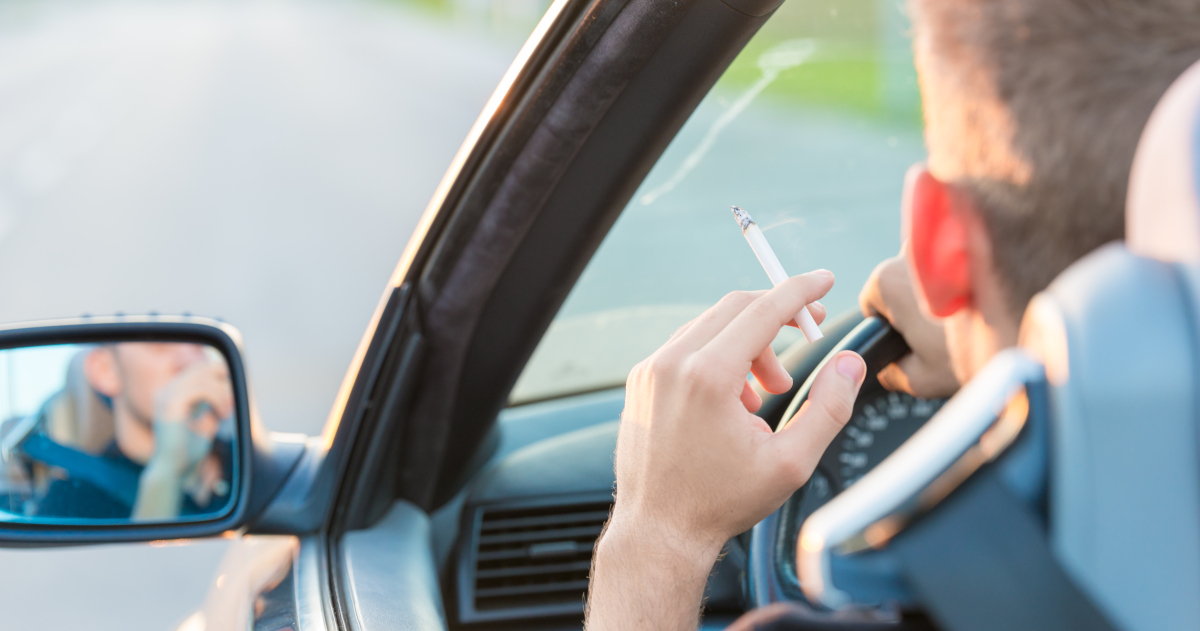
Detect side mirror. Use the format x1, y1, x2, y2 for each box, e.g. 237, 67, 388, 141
0, 316, 261, 543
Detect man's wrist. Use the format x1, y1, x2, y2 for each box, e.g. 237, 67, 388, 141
586, 512, 725, 630
601, 510, 726, 571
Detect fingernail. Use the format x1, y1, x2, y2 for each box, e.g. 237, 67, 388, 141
813, 269, 834, 278
837, 354, 865, 382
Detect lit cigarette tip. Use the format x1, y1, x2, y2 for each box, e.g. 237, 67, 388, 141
729, 204, 824, 343
731, 206, 755, 232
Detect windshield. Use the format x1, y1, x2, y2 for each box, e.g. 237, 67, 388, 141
512, 0, 926, 403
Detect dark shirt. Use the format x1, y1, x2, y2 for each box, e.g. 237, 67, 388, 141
35, 439, 233, 520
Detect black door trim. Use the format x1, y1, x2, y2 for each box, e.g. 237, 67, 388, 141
323, 0, 783, 627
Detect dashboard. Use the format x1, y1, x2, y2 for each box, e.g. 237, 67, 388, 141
440, 391, 749, 630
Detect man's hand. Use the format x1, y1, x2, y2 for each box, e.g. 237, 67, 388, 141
859, 252, 959, 398
586, 271, 866, 631
150, 360, 233, 474
134, 360, 233, 521
155, 360, 234, 435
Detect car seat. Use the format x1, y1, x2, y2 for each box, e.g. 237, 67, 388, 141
1018, 57, 1200, 631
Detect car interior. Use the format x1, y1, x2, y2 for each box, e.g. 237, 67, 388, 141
355, 59, 1200, 631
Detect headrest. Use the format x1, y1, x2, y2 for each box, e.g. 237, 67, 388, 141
1126, 59, 1200, 263
1016, 60, 1200, 627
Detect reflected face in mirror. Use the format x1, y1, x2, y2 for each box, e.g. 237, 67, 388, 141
86, 343, 231, 464
0, 341, 239, 524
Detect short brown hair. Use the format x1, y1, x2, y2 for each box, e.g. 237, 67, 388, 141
911, 0, 1200, 316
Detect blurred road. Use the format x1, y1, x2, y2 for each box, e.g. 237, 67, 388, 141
0, 0, 524, 627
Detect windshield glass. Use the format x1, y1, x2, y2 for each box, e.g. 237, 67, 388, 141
512, 0, 926, 404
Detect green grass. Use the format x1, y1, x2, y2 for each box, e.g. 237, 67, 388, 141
716, 0, 924, 126
720, 40, 883, 113
382, 0, 923, 125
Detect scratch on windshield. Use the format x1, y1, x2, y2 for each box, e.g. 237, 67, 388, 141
638, 39, 816, 206
761, 216, 807, 233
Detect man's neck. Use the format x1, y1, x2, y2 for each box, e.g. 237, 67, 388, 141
952, 223, 1021, 382
112, 401, 154, 465
945, 303, 1019, 385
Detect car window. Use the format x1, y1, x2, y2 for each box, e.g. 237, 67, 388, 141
511, 0, 926, 404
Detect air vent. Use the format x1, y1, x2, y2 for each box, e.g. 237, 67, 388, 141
457, 498, 613, 624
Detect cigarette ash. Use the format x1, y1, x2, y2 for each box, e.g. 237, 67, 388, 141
731, 205, 756, 232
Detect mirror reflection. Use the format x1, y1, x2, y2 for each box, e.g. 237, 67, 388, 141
0, 342, 237, 523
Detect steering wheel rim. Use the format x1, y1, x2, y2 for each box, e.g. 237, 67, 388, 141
748, 316, 949, 624
749, 314, 1056, 630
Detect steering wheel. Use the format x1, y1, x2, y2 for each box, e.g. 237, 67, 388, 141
748, 315, 950, 626
748, 314, 1067, 630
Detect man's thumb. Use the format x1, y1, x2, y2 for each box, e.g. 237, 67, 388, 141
774, 351, 866, 485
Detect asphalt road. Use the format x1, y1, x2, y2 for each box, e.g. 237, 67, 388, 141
0, 0, 523, 628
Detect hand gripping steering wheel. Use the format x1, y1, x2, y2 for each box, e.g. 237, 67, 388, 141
745, 314, 1096, 631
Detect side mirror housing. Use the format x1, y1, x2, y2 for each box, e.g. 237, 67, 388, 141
0, 316, 297, 545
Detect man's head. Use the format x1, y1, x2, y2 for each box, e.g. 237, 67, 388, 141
83, 343, 210, 460
901, 0, 1200, 382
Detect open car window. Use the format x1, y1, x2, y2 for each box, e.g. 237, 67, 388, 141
511, 0, 926, 404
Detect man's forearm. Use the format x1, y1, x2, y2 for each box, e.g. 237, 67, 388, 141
132, 462, 183, 521
586, 516, 724, 631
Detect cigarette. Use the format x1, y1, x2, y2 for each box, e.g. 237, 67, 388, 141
731, 206, 824, 342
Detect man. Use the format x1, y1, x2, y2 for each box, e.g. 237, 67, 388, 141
35, 342, 234, 521
585, 0, 1200, 628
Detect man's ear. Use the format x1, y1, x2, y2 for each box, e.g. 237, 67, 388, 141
903, 165, 973, 318
83, 347, 122, 398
